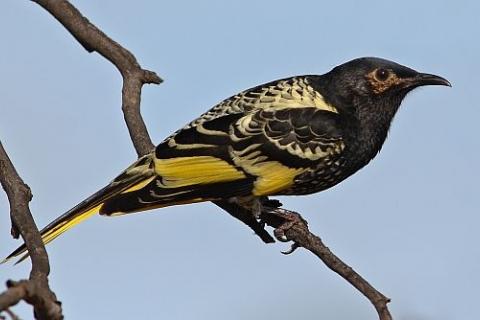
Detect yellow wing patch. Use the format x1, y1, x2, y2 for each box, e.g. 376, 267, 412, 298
246, 161, 304, 196
154, 156, 246, 188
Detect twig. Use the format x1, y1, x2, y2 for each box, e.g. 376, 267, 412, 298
260, 207, 393, 320
0, 143, 63, 319
31, 0, 162, 157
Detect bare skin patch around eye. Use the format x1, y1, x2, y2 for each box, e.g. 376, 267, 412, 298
366, 69, 403, 94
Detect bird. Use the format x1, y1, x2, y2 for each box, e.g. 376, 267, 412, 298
3, 57, 450, 263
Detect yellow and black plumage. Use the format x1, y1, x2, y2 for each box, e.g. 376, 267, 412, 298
3, 57, 450, 263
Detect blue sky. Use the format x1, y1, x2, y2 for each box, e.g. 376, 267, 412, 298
1, 1, 478, 319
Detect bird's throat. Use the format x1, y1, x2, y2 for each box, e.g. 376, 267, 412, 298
349, 97, 402, 166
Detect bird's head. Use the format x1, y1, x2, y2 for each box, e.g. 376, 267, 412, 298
313, 57, 451, 158
321, 57, 451, 114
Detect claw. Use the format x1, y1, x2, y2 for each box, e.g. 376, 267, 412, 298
281, 243, 300, 255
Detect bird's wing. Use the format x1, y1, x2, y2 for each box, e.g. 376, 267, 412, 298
114, 106, 344, 207
228, 106, 345, 196
100, 105, 345, 215
99, 113, 255, 215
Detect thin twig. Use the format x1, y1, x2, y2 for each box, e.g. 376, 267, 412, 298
31, 0, 162, 157
260, 207, 393, 320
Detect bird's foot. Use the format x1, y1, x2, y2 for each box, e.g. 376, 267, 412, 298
262, 208, 307, 255
272, 210, 305, 241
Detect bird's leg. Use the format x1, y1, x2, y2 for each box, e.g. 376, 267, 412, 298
215, 200, 275, 243
229, 196, 263, 219
224, 196, 306, 254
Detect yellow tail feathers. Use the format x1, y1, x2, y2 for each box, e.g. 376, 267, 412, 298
2, 153, 157, 265
3, 204, 102, 265
40, 204, 102, 248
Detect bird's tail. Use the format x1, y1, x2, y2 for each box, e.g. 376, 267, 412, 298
2, 153, 156, 264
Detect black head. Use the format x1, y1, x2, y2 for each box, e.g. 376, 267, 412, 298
314, 57, 450, 165
321, 57, 451, 108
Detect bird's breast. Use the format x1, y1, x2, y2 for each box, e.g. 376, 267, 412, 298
283, 140, 379, 196
277, 155, 347, 195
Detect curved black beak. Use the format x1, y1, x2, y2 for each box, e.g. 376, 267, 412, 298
411, 73, 452, 87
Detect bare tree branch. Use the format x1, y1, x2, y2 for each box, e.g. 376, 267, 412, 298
31, 0, 161, 157
2, 1, 394, 319
0, 142, 63, 319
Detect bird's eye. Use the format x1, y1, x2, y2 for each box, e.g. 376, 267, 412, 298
375, 68, 390, 81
